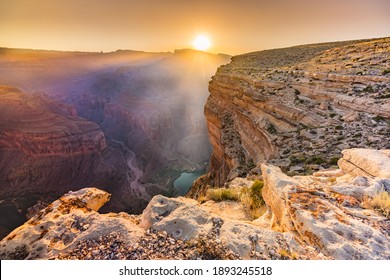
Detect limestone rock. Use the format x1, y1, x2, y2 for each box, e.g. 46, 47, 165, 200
260, 157, 390, 260
0, 188, 143, 259
140, 194, 320, 259
339, 149, 390, 178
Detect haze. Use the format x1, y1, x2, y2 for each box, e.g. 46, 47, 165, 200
1, 0, 389, 54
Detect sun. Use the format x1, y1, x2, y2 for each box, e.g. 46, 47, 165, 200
193, 35, 211, 51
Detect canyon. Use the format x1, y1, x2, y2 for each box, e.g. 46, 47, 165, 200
0, 48, 230, 238
0, 38, 389, 259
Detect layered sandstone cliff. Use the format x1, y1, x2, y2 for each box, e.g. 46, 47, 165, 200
1, 148, 388, 260
190, 38, 390, 195
0, 86, 129, 238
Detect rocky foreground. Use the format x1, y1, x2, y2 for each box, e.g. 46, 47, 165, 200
0, 148, 389, 260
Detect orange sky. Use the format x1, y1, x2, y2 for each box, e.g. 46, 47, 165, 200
0, 0, 389, 55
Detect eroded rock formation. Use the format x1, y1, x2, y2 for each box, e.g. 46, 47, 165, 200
190, 38, 390, 195
1, 148, 388, 260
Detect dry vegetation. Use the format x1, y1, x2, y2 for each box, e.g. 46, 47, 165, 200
367, 190, 390, 218
201, 180, 266, 219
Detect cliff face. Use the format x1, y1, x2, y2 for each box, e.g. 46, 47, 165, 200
0, 86, 108, 197
193, 38, 390, 193
0, 86, 131, 238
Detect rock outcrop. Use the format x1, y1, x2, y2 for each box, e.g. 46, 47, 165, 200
1, 149, 388, 260
191, 38, 390, 194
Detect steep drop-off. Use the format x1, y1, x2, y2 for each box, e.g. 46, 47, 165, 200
190, 38, 390, 196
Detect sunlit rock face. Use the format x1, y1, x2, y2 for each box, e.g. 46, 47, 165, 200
190, 38, 390, 195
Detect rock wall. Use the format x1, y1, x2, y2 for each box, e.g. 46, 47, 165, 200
193, 38, 390, 195
0, 86, 110, 198
0, 86, 132, 238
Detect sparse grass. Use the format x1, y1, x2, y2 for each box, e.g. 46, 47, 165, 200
278, 249, 298, 260
203, 180, 266, 220
369, 190, 390, 218
240, 180, 266, 219
204, 188, 240, 202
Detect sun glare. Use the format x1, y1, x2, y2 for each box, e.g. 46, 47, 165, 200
193, 35, 211, 51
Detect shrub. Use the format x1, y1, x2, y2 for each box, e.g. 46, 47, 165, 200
375, 94, 390, 99
328, 157, 340, 166
289, 155, 305, 164
373, 115, 386, 122
266, 123, 277, 134
382, 69, 390, 75
306, 156, 325, 165
204, 180, 266, 220
363, 85, 375, 93
369, 190, 390, 218
205, 188, 240, 202
240, 180, 265, 219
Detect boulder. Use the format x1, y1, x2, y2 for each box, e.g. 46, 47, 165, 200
261, 162, 390, 260
0, 188, 143, 259
339, 149, 390, 178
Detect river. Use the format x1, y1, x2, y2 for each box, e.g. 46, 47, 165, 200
173, 171, 204, 196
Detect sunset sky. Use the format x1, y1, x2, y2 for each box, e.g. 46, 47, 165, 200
0, 0, 389, 55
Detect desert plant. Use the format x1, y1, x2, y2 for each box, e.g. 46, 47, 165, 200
382, 69, 390, 75
305, 156, 325, 165
373, 115, 386, 122
369, 190, 390, 218
205, 188, 240, 202
240, 180, 266, 219
328, 157, 340, 166
266, 123, 277, 134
